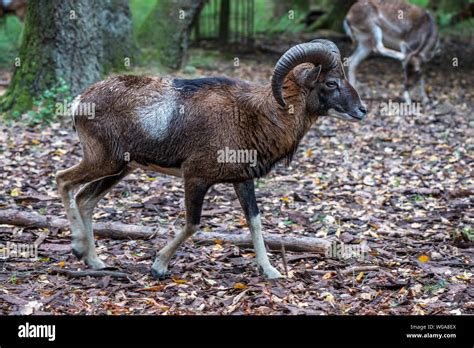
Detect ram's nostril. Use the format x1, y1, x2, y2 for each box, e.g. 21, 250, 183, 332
359, 106, 367, 114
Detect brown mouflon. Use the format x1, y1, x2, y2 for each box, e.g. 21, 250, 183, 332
56, 39, 366, 279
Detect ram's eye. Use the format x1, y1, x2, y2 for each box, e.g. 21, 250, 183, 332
326, 81, 338, 89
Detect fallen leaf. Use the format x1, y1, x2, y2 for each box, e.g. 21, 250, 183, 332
233, 283, 248, 290
418, 255, 430, 263
172, 277, 187, 284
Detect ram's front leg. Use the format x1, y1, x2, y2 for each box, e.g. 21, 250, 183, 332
151, 177, 210, 279
234, 180, 283, 279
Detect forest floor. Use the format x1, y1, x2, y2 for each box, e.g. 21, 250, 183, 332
0, 33, 473, 315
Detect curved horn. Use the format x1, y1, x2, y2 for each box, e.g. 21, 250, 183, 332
271, 40, 339, 107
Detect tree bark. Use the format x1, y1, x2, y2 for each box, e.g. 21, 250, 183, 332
0, 209, 331, 254
138, 0, 206, 69
0, 0, 103, 113
0, 0, 135, 114
218, 0, 230, 45
100, 0, 136, 73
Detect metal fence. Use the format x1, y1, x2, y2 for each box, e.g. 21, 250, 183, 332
192, 0, 255, 47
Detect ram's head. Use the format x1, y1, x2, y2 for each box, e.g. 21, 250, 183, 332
271, 39, 367, 122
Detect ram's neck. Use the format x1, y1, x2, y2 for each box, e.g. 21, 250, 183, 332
241, 77, 314, 168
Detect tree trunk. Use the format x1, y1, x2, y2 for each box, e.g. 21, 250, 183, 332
273, 1, 291, 18
100, 0, 135, 73
138, 0, 206, 70
218, 0, 230, 45
0, 0, 103, 114
309, 0, 356, 32
0, 0, 135, 115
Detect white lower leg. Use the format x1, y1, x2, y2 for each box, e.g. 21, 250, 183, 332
63, 194, 89, 254
78, 203, 105, 269
249, 214, 282, 279
59, 183, 102, 269
403, 90, 412, 104
151, 224, 198, 278
419, 77, 429, 104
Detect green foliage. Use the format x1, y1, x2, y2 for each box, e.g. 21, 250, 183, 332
442, 18, 474, 35
0, 16, 23, 69
254, 0, 274, 33
8, 273, 18, 284
462, 226, 473, 241
408, 0, 430, 7
248, 0, 307, 35
268, 11, 306, 34
392, 177, 401, 187
187, 49, 224, 70
423, 279, 449, 294
412, 194, 425, 202
129, 0, 156, 40
24, 78, 72, 126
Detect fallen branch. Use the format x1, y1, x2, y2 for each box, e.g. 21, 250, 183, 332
392, 186, 473, 199
50, 268, 131, 279
0, 209, 331, 254
0, 209, 156, 240
193, 231, 330, 254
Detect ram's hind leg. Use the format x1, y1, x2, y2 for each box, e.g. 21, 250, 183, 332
74, 168, 133, 268
56, 161, 125, 269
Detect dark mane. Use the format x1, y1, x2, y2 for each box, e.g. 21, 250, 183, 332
172, 77, 238, 94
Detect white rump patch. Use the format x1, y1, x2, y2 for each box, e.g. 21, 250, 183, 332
137, 91, 177, 140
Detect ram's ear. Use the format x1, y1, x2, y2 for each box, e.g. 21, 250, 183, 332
295, 65, 322, 89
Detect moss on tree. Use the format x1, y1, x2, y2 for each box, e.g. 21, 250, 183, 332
137, 0, 205, 70
1, 0, 135, 116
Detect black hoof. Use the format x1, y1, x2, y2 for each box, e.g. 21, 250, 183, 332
150, 267, 167, 280
72, 248, 84, 260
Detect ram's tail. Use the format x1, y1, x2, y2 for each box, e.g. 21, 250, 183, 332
69, 94, 82, 132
